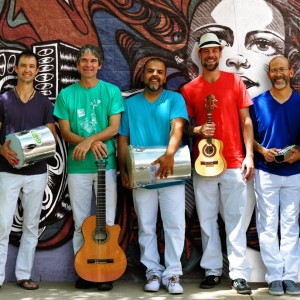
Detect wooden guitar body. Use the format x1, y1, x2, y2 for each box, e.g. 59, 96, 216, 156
74, 159, 127, 282
74, 217, 127, 282
195, 138, 227, 177
195, 94, 227, 177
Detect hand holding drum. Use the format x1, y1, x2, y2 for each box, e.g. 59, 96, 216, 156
126, 145, 191, 188
5, 126, 56, 169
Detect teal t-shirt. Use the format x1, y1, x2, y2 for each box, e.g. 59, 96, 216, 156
119, 89, 189, 188
54, 80, 124, 173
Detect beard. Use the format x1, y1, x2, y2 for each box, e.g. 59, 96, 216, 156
272, 75, 289, 90
203, 61, 219, 72
144, 79, 162, 92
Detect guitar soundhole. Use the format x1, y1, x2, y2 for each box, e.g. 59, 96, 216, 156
93, 229, 110, 244
202, 144, 217, 157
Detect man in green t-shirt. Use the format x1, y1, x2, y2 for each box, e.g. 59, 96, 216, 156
54, 44, 124, 291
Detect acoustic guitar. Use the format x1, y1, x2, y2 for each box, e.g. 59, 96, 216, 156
195, 94, 227, 177
74, 159, 127, 282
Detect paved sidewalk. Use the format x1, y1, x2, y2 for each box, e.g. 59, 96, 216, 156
1, 279, 300, 300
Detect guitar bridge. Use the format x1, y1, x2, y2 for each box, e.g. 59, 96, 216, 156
201, 161, 218, 166
87, 259, 114, 264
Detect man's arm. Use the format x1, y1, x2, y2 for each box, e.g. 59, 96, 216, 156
239, 107, 254, 180
0, 122, 18, 166
184, 117, 215, 138
58, 113, 121, 161
45, 122, 57, 143
117, 134, 131, 189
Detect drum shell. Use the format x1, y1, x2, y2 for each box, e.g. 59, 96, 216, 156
5, 125, 56, 169
126, 145, 191, 188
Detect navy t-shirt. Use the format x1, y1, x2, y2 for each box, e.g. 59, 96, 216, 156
0, 89, 55, 175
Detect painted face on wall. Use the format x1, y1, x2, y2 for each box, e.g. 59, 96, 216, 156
189, 0, 285, 98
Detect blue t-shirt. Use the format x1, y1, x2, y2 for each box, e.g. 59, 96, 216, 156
0, 89, 55, 175
119, 89, 189, 188
250, 90, 300, 175
119, 89, 188, 145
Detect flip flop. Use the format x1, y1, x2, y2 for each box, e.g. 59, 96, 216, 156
17, 279, 39, 290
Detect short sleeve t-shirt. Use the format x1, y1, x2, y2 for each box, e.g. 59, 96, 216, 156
54, 80, 124, 173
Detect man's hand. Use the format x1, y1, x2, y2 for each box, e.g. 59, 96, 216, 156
241, 155, 254, 181
152, 153, 175, 179
0, 140, 19, 166
284, 147, 300, 164
262, 147, 281, 163
90, 141, 108, 160
120, 171, 132, 189
72, 137, 94, 160
200, 122, 216, 137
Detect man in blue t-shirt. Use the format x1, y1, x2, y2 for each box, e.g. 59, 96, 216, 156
250, 56, 300, 296
118, 58, 188, 295
0, 51, 56, 290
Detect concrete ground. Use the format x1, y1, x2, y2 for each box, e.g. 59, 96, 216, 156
1, 278, 300, 300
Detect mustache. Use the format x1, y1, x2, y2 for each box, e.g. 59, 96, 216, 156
274, 75, 285, 80
149, 76, 161, 82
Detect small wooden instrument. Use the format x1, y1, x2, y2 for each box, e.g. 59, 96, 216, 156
195, 94, 227, 177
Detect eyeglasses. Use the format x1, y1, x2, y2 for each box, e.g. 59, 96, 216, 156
269, 67, 290, 75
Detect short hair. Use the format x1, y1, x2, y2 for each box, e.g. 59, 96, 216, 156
268, 55, 291, 71
16, 50, 39, 68
76, 44, 104, 65
143, 57, 167, 72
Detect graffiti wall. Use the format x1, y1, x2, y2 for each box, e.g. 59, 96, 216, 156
1, 0, 300, 282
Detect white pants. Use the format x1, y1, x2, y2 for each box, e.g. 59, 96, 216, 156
0, 172, 47, 285
255, 169, 300, 283
68, 170, 117, 254
132, 184, 185, 284
193, 168, 252, 280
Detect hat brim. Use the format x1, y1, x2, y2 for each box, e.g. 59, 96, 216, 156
197, 43, 225, 51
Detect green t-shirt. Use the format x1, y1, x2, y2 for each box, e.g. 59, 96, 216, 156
54, 80, 124, 173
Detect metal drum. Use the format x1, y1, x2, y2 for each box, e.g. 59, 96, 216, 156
126, 145, 191, 188
5, 125, 56, 169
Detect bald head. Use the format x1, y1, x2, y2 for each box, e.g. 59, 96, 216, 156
269, 56, 290, 71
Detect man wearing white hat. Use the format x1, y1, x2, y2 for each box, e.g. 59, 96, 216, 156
182, 32, 254, 295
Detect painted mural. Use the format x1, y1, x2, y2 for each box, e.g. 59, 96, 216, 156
0, 0, 300, 276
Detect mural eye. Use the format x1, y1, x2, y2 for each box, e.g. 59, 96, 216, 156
172, 32, 184, 43
247, 39, 283, 56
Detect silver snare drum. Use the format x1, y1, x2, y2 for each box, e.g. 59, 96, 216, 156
126, 145, 191, 188
5, 125, 56, 169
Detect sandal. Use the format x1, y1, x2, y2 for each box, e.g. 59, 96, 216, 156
17, 279, 39, 290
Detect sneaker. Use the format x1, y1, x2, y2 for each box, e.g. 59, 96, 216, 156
200, 275, 221, 289
164, 276, 183, 294
269, 280, 284, 296
232, 278, 252, 295
75, 277, 94, 289
97, 281, 113, 291
283, 280, 300, 295
144, 275, 160, 292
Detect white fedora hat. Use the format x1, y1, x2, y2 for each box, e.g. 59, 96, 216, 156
197, 32, 224, 50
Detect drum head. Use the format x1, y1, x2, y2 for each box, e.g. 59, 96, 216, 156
5, 133, 25, 168
126, 146, 136, 188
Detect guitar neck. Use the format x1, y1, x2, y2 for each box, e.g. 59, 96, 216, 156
207, 112, 212, 144
96, 161, 106, 232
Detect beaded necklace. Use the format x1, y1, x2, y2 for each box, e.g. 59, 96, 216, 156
14, 87, 35, 103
